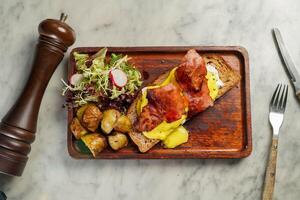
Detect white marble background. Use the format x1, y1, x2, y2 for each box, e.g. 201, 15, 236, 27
0, 0, 300, 199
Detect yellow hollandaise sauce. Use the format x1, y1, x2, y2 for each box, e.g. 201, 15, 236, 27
136, 67, 178, 115
136, 67, 188, 148
206, 71, 219, 100
163, 126, 189, 148
206, 63, 224, 100
143, 116, 186, 140
136, 63, 224, 149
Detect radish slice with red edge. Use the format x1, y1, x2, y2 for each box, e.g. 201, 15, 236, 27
109, 69, 128, 87
70, 73, 83, 86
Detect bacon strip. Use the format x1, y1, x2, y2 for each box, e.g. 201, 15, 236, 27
136, 104, 162, 132
148, 83, 188, 122
136, 49, 213, 132
176, 49, 213, 117
136, 83, 188, 132
176, 49, 207, 91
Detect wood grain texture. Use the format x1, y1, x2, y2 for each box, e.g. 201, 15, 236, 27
296, 91, 300, 101
262, 137, 279, 200
0, 18, 75, 176
67, 46, 252, 159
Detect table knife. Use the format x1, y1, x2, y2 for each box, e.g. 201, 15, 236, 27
273, 28, 300, 100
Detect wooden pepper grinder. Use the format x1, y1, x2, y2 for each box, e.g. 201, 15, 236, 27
0, 13, 75, 176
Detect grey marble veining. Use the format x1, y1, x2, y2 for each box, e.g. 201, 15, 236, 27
0, 0, 300, 199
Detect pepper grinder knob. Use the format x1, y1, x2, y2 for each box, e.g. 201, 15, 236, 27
0, 14, 75, 176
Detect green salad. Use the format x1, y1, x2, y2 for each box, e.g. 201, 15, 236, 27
62, 48, 142, 107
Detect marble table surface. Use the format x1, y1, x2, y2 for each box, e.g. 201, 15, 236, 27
1, 0, 300, 199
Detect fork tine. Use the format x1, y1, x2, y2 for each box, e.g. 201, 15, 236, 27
270, 84, 280, 109
282, 85, 288, 111
272, 84, 282, 110
278, 85, 286, 110
275, 84, 282, 109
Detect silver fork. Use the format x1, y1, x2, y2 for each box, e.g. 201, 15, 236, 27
262, 83, 288, 200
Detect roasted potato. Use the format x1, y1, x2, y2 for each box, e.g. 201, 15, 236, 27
108, 132, 128, 151
81, 133, 107, 157
101, 109, 121, 134
76, 104, 89, 121
82, 104, 102, 132
70, 118, 88, 139
114, 115, 132, 133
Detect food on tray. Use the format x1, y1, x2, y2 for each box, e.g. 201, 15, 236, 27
64, 48, 143, 157
127, 49, 240, 152
110, 69, 128, 87
162, 126, 189, 148
81, 133, 107, 157
62, 48, 142, 110
101, 109, 121, 134
114, 115, 132, 133
67, 48, 241, 156
81, 104, 102, 132
76, 104, 88, 121
70, 106, 132, 156
108, 132, 128, 151
70, 118, 88, 140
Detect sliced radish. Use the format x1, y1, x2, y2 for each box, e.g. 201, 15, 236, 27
109, 69, 128, 87
70, 73, 83, 85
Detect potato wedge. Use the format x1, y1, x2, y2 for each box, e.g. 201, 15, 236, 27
76, 104, 89, 121
81, 133, 107, 157
114, 115, 132, 133
101, 109, 121, 134
70, 118, 88, 139
108, 132, 128, 151
82, 104, 102, 132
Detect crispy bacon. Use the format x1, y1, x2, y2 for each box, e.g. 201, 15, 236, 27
148, 83, 188, 122
176, 49, 213, 116
176, 49, 207, 91
183, 79, 213, 117
136, 104, 162, 132
136, 49, 213, 132
136, 83, 187, 132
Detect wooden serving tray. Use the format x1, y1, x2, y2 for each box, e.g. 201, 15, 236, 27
67, 46, 252, 159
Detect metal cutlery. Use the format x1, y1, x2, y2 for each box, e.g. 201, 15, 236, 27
262, 84, 288, 200
273, 28, 300, 100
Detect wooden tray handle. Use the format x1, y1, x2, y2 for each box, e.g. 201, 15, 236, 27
262, 137, 278, 200
0, 14, 75, 177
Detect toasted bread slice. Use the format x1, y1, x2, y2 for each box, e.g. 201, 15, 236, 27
127, 55, 241, 153
203, 55, 241, 98
127, 73, 168, 152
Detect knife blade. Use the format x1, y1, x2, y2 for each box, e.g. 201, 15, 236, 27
273, 28, 300, 99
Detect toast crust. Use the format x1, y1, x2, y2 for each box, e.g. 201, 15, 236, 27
127, 55, 241, 153
203, 55, 241, 98
127, 73, 168, 153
